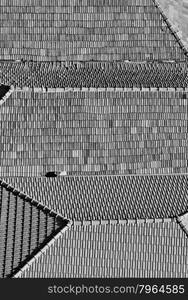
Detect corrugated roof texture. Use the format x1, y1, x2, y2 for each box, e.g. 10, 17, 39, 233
1, 61, 188, 88
4, 175, 188, 220
0, 89, 187, 176
0, 0, 187, 61
0, 180, 67, 278
16, 219, 188, 278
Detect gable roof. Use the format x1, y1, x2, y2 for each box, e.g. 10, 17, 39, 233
1, 61, 188, 88
0, 88, 187, 177
15, 218, 188, 278
0, 179, 69, 278
4, 175, 188, 221
0, 0, 187, 62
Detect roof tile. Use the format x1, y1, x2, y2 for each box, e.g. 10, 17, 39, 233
0, 0, 187, 61
0, 179, 69, 278
4, 175, 188, 221
15, 219, 188, 278
0, 89, 187, 176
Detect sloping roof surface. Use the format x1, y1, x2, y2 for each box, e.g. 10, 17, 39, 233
0, 0, 188, 279
0, 89, 187, 176
4, 175, 188, 221
0, 179, 68, 278
0, 0, 187, 61
1, 61, 188, 88
16, 219, 188, 278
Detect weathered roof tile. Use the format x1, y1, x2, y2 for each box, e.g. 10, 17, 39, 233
0, 179, 69, 278
15, 219, 188, 278
0, 89, 187, 176
0, 0, 187, 61
4, 175, 188, 221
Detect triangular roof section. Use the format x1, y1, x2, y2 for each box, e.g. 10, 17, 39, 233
0, 179, 70, 278
177, 212, 188, 236
0, 0, 187, 62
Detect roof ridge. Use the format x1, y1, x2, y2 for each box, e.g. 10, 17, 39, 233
1, 60, 188, 67
13, 221, 72, 278
11, 173, 188, 179
72, 218, 176, 227
13, 87, 188, 93
153, 0, 188, 60
1, 59, 188, 64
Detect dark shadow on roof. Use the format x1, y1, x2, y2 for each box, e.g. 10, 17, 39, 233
0, 84, 10, 100
0, 179, 69, 278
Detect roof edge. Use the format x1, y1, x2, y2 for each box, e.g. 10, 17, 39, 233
13, 221, 72, 278
0, 178, 69, 221
177, 212, 188, 237
153, 0, 188, 60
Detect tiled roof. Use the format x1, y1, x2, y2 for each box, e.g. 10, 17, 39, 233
0, 0, 188, 279
4, 175, 188, 221
15, 218, 188, 278
1, 61, 188, 88
0, 0, 187, 61
0, 89, 187, 176
0, 179, 69, 278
